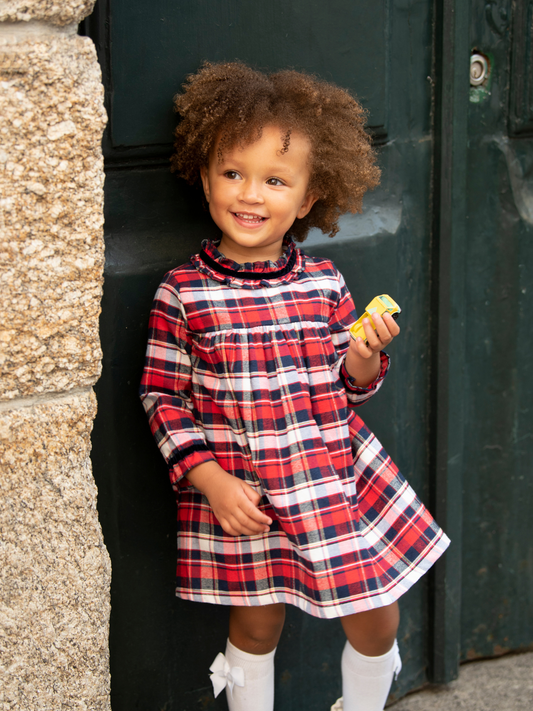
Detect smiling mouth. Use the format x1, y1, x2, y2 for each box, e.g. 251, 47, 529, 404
232, 212, 267, 225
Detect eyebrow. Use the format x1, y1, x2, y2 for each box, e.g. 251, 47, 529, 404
218, 157, 299, 176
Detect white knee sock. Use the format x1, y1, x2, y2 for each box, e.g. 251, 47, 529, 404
341, 639, 401, 711
218, 638, 275, 711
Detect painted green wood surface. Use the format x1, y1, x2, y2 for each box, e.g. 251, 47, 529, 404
459, 0, 533, 661
109, 0, 388, 149
428, 0, 471, 683
85, 0, 533, 709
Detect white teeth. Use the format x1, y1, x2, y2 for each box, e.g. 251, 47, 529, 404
235, 213, 264, 221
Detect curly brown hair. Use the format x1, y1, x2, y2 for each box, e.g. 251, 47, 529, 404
171, 61, 380, 241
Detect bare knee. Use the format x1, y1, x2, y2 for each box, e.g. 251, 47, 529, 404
229, 603, 286, 654
341, 602, 400, 656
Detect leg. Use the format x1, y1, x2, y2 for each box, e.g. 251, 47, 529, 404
229, 602, 286, 654
340, 601, 399, 656
338, 602, 402, 711
218, 604, 285, 711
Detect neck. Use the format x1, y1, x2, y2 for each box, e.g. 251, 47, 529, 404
217, 237, 285, 264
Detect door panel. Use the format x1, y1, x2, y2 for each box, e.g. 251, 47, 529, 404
109, 0, 389, 150
460, 0, 533, 660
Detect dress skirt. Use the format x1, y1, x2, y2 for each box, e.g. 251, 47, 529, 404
174, 411, 449, 619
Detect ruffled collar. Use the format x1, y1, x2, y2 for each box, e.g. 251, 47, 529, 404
191, 236, 305, 289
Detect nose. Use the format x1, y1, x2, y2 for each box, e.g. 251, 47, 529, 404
238, 179, 264, 204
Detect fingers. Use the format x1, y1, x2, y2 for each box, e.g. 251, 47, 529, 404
356, 313, 400, 355
217, 482, 272, 537
240, 487, 273, 526
380, 311, 401, 337
221, 518, 268, 536
242, 482, 262, 506
242, 483, 272, 518
220, 506, 270, 537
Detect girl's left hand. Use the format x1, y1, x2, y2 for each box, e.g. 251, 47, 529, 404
351, 311, 400, 359
344, 312, 400, 388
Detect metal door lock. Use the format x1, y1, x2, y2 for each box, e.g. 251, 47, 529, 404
470, 52, 490, 86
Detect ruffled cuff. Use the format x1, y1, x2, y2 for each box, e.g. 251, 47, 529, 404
169, 446, 216, 489
339, 351, 390, 405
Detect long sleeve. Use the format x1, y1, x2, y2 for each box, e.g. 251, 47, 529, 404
328, 270, 390, 407
139, 277, 215, 487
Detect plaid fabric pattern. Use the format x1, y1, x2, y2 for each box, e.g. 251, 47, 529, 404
140, 239, 449, 618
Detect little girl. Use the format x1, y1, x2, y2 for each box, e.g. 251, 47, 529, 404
140, 61, 449, 711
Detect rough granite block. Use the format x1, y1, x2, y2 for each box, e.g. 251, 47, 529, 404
0, 390, 111, 711
0, 0, 95, 26
0, 35, 107, 400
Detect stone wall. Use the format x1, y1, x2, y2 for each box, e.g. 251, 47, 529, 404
0, 2, 111, 709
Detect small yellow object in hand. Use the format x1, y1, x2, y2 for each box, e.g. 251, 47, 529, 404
349, 294, 402, 344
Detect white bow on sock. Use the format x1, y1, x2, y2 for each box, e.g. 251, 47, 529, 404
209, 639, 276, 711
209, 652, 245, 698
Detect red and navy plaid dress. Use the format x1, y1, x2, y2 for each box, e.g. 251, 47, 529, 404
140, 238, 449, 618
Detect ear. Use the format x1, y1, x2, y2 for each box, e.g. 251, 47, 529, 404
296, 191, 319, 219
200, 165, 210, 203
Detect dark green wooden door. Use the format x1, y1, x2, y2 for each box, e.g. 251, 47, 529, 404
83, 1, 533, 709
459, 1, 533, 661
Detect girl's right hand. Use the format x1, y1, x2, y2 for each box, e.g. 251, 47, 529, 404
186, 461, 272, 536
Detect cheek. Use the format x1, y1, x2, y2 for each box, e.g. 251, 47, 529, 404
281, 194, 308, 220
208, 202, 222, 225
206, 189, 231, 227
210, 183, 233, 209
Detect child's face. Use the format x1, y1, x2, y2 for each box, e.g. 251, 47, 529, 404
200, 124, 317, 263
